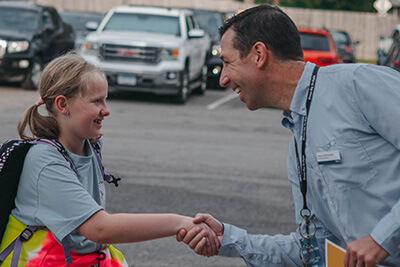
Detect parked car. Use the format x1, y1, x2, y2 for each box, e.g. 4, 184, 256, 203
385, 41, 400, 71
190, 8, 225, 89
382, 26, 400, 72
80, 6, 210, 104
377, 24, 400, 67
330, 29, 359, 63
0, 1, 74, 90
298, 27, 343, 66
59, 10, 104, 49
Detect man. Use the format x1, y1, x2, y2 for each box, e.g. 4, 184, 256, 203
177, 4, 400, 267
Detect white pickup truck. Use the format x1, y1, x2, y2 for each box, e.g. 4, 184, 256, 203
80, 5, 210, 103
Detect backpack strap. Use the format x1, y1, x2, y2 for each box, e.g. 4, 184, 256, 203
0, 139, 74, 266
28, 139, 77, 172
0, 138, 119, 266
0, 226, 42, 267
90, 142, 121, 187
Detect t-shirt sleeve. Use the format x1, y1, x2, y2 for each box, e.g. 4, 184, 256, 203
34, 149, 103, 241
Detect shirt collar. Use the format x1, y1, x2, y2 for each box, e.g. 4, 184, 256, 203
290, 62, 317, 116
281, 62, 317, 130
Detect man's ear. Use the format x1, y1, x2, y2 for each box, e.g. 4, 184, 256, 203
54, 95, 68, 114
253, 42, 268, 68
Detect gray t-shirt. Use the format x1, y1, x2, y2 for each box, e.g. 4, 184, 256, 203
12, 140, 105, 253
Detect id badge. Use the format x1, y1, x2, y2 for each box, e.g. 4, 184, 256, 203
300, 235, 324, 267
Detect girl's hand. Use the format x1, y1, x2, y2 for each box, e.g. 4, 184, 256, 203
177, 213, 223, 257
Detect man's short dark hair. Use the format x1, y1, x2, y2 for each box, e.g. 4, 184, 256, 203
220, 5, 304, 61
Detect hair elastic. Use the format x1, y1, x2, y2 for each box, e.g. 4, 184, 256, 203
35, 97, 45, 107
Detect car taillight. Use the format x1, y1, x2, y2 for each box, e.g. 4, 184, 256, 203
343, 46, 353, 54
393, 60, 400, 67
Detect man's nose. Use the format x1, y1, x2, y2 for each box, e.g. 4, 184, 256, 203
219, 72, 229, 88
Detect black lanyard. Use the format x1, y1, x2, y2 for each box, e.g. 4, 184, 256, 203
294, 66, 319, 215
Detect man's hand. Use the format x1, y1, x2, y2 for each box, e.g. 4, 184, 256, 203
344, 235, 389, 267
177, 213, 224, 257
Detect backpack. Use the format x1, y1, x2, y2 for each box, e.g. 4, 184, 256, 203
0, 138, 120, 266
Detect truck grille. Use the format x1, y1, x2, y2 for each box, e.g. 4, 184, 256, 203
0, 40, 6, 58
100, 44, 160, 64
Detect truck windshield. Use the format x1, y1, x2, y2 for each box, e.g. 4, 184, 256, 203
103, 13, 181, 36
193, 11, 223, 39
0, 8, 39, 31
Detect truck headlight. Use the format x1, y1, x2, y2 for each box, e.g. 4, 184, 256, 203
161, 48, 179, 60
82, 41, 99, 52
7, 41, 29, 53
211, 44, 221, 57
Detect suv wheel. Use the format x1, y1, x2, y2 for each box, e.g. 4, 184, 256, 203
175, 68, 189, 104
21, 57, 42, 90
193, 65, 207, 95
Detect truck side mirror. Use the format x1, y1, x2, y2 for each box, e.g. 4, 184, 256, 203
188, 29, 205, 39
86, 21, 99, 31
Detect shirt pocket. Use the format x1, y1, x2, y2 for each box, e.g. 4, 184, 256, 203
313, 131, 378, 192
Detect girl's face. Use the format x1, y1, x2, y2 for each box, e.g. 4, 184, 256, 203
65, 72, 110, 143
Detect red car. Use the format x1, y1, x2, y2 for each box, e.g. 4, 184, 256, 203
298, 28, 343, 66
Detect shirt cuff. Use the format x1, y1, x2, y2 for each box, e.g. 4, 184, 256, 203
371, 213, 400, 257
218, 223, 246, 257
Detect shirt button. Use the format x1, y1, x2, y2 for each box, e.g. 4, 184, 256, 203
230, 235, 235, 239
330, 141, 335, 147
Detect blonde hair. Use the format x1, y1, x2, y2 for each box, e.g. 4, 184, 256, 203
18, 52, 106, 140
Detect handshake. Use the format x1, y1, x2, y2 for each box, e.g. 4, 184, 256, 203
176, 213, 223, 257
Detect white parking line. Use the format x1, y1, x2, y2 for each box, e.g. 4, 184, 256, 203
206, 92, 238, 110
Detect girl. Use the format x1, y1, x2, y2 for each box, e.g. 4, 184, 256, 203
0, 53, 218, 266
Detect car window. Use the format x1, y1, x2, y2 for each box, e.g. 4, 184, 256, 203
193, 11, 224, 38
186, 15, 195, 32
0, 8, 39, 31
42, 10, 55, 29
47, 8, 61, 29
300, 33, 331, 51
103, 13, 181, 36
60, 13, 103, 31
331, 31, 350, 46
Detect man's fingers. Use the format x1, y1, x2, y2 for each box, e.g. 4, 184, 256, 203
193, 213, 207, 224
193, 237, 207, 255
187, 228, 206, 249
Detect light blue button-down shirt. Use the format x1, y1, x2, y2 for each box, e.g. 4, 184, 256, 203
219, 62, 400, 266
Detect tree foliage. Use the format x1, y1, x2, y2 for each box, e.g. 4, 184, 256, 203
256, 0, 377, 12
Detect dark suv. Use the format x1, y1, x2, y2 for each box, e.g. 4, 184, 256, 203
190, 9, 225, 89
330, 29, 359, 63
0, 1, 74, 90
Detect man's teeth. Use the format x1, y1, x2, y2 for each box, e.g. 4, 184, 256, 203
235, 88, 241, 94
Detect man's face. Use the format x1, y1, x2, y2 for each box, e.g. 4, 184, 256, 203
219, 28, 264, 111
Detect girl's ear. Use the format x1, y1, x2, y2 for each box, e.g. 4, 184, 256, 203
54, 95, 68, 115
253, 41, 268, 68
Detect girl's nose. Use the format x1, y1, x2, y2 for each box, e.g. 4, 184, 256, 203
102, 104, 110, 117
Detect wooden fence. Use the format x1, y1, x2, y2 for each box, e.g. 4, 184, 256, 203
29, 0, 400, 60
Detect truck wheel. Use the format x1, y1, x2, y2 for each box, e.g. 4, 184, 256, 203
21, 57, 42, 90
175, 68, 189, 104
193, 65, 207, 95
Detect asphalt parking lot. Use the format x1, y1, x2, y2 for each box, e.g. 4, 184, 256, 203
0, 85, 295, 266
